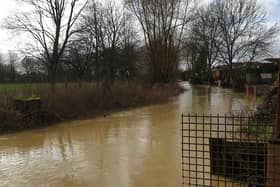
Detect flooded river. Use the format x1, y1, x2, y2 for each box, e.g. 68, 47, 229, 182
0, 83, 260, 187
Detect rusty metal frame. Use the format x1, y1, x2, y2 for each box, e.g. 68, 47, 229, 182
182, 114, 275, 187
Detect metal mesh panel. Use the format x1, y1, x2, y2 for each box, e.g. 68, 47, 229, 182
182, 114, 275, 187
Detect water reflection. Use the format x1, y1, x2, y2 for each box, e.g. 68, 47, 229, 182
0, 82, 260, 186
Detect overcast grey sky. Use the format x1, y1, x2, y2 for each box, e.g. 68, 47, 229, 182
0, 1, 20, 53
0, 0, 279, 54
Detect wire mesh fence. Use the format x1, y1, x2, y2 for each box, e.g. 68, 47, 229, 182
181, 114, 276, 187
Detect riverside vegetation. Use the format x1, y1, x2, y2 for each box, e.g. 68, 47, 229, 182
0, 0, 278, 134
0, 82, 184, 134
242, 87, 277, 140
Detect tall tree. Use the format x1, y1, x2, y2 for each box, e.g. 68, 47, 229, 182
84, 0, 130, 95
126, 0, 194, 83
4, 0, 87, 90
212, 0, 278, 85
66, 38, 94, 87
190, 5, 221, 84
82, 0, 102, 86
119, 12, 139, 80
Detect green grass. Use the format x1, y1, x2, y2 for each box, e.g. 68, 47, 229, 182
0, 83, 48, 95
0, 82, 96, 96
243, 124, 273, 141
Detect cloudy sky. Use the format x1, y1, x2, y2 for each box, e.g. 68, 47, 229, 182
0, 0, 279, 54
0, 1, 19, 53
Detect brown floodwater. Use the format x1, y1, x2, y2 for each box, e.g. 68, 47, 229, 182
0, 83, 260, 187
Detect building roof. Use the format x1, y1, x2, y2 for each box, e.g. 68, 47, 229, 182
264, 58, 280, 63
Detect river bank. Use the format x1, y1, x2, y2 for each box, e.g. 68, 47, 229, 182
0, 82, 185, 134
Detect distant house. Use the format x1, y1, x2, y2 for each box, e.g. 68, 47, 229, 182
212, 69, 220, 82
245, 61, 278, 85
211, 63, 244, 87
212, 59, 278, 87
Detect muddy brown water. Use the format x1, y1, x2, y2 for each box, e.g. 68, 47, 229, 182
0, 83, 260, 187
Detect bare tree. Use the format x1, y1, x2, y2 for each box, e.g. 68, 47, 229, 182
84, 0, 129, 95
82, 0, 102, 86
66, 38, 94, 87
190, 4, 221, 84
212, 0, 278, 85
119, 11, 139, 81
21, 56, 45, 82
4, 0, 87, 90
126, 0, 194, 83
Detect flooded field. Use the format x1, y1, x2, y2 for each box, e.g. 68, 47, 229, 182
0, 83, 260, 186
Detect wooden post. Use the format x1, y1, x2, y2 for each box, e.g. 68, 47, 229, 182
275, 62, 280, 138
267, 141, 280, 186
267, 61, 280, 187
253, 85, 257, 98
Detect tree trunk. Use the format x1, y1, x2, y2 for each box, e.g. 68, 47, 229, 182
229, 63, 233, 88
208, 68, 214, 85
50, 72, 57, 92
103, 72, 112, 97
49, 63, 57, 92
78, 74, 83, 88
274, 62, 280, 139
95, 46, 100, 88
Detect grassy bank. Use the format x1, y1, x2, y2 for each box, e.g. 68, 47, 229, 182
0, 82, 184, 134
241, 87, 277, 140
0, 82, 90, 95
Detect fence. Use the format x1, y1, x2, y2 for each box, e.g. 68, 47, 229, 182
181, 114, 276, 187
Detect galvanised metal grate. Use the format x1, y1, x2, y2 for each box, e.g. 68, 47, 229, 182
181, 114, 276, 187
